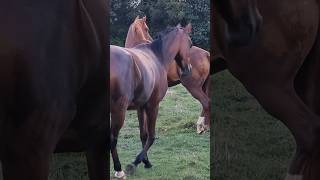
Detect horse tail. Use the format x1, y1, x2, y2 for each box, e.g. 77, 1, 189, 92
78, 0, 103, 63
203, 52, 211, 95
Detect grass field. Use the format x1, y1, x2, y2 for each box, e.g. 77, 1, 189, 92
111, 85, 210, 180
46, 85, 210, 180
211, 71, 295, 180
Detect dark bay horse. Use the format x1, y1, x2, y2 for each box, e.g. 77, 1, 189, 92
213, 0, 320, 179
110, 24, 192, 178
0, 0, 108, 179
126, 16, 211, 134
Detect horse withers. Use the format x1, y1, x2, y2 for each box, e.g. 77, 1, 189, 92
110, 24, 193, 178
214, 0, 320, 179
126, 16, 210, 134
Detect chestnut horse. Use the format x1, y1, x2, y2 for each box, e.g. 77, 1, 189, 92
126, 16, 211, 134
110, 24, 193, 178
0, 0, 108, 180
214, 0, 320, 180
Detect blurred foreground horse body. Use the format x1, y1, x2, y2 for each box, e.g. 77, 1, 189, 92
214, 0, 320, 179
0, 0, 108, 179
110, 24, 192, 178
126, 16, 211, 134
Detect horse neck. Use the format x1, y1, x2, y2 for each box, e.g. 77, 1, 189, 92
157, 35, 180, 71
125, 25, 137, 48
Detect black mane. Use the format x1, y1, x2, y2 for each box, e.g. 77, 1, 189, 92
150, 26, 179, 57
154, 26, 179, 40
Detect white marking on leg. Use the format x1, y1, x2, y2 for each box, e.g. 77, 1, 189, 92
114, 171, 126, 179
197, 117, 205, 134
197, 116, 205, 125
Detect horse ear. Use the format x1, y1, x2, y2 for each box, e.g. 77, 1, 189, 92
176, 24, 182, 28
184, 23, 192, 33
135, 16, 140, 21
143, 16, 147, 22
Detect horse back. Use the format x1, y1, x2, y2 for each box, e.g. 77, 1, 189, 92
110, 46, 161, 106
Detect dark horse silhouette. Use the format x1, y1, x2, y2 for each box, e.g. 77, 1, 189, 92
110, 24, 192, 178
213, 0, 320, 180
125, 16, 211, 134
0, 0, 108, 179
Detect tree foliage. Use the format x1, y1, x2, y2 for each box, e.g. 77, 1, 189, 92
111, 0, 209, 49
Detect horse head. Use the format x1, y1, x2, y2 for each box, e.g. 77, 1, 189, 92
125, 16, 153, 47
173, 23, 193, 76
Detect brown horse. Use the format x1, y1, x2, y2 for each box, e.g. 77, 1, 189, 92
125, 16, 153, 48
110, 24, 193, 178
126, 16, 211, 134
213, 0, 320, 180
0, 0, 108, 180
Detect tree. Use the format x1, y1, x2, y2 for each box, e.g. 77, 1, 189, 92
111, 0, 210, 49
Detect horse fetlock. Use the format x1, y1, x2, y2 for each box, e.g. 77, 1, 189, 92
142, 156, 153, 168
114, 161, 122, 172
133, 153, 144, 166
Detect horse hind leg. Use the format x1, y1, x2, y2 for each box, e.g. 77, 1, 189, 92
183, 82, 211, 134
131, 104, 159, 169
2, 109, 72, 180
111, 97, 128, 179
137, 108, 152, 168
202, 75, 211, 128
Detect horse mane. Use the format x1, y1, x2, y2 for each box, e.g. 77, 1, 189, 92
154, 27, 179, 40
151, 26, 179, 56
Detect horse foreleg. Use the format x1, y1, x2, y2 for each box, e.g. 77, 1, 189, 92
110, 100, 127, 179
85, 130, 108, 180
243, 82, 320, 180
2, 147, 51, 180
1, 109, 72, 180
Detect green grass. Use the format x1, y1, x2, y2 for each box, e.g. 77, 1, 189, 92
112, 85, 210, 180
46, 85, 209, 180
211, 71, 295, 180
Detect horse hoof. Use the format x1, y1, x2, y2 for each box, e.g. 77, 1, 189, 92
125, 164, 136, 175
196, 124, 205, 134
144, 163, 153, 169
114, 171, 126, 179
